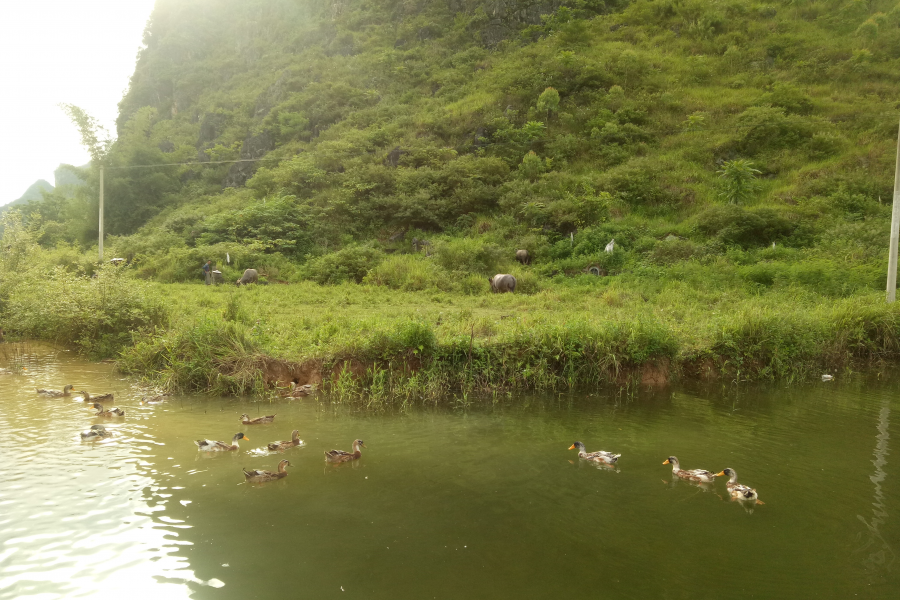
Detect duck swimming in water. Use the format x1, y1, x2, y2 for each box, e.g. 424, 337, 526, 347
325, 439, 365, 463
241, 413, 276, 425
81, 391, 114, 402
195, 432, 248, 451
80, 424, 113, 440
267, 430, 302, 452
716, 468, 764, 504
568, 441, 621, 464
663, 456, 718, 483
243, 459, 292, 483
36, 385, 74, 397
90, 403, 124, 417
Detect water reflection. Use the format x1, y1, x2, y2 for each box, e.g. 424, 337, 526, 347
855, 400, 896, 583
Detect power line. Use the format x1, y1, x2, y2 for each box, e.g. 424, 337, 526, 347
104, 157, 286, 170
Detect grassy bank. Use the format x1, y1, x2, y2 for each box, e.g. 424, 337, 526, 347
4, 213, 900, 403
113, 279, 900, 402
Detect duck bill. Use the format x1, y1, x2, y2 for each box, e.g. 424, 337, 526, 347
755, 499, 765, 505
568, 444, 576, 450
242, 436, 250, 441
662, 459, 670, 465
715, 471, 725, 477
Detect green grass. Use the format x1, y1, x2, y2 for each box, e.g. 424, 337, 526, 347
107, 276, 900, 401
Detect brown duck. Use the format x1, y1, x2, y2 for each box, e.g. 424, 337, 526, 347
243, 459, 292, 483
267, 430, 302, 451
36, 385, 75, 397
81, 391, 114, 402
90, 403, 124, 417
324, 439, 366, 463
241, 413, 276, 425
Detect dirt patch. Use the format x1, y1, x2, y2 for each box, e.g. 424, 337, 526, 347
256, 357, 325, 388
640, 359, 670, 386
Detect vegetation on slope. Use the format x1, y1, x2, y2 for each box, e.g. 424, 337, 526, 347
5, 0, 900, 397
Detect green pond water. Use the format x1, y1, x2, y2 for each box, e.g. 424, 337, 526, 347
1, 344, 898, 599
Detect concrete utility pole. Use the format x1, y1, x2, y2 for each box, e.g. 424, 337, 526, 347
98, 165, 104, 263
887, 120, 900, 302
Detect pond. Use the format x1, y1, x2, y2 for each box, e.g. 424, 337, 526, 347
0, 344, 898, 599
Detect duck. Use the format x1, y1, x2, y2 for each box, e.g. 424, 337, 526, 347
568, 441, 621, 464
243, 459, 292, 483
716, 468, 764, 504
241, 413, 276, 425
140, 395, 167, 405
81, 391, 114, 402
325, 439, 366, 463
281, 382, 315, 398
36, 384, 75, 397
267, 430, 302, 451
89, 402, 125, 417
195, 432, 248, 451
80, 424, 113, 441
663, 456, 718, 483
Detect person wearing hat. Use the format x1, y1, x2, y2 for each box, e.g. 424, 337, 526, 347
202, 260, 212, 285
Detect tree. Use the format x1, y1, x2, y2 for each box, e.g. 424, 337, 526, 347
717, 159, 761, 204
537, 87, 560, 124
59, 104, 110, 164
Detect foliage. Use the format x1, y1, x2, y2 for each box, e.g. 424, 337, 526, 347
717, 159, 761, 205
302, 244, 385, 284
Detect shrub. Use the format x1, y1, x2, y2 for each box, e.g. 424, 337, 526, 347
4, 264, 168, 357
696, 205, 796, 248
302, 245, 385, 284
730, 106, 816, 155
433, 237, 504, 275
363, 255, 452, 291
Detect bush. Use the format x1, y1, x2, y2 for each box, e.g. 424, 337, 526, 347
433, 237, 505, 275
696, 205, 796, 248
4, 264, 168, 357
363, 255, 452, 291
302, 245, 385, 284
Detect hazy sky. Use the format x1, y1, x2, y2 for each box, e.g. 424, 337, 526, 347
0, 0, 156, 205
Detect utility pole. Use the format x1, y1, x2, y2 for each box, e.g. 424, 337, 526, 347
888, 121, 900, 301
98, 165, 104, 263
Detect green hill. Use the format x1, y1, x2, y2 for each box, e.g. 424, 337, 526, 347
5, 0, 900, 393
4, 179, 53, 209
30, 0, 899, 286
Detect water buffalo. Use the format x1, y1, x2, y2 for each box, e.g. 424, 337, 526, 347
488, 274, 516, 293
515, 249, 530, 265
236, 268, 258, 286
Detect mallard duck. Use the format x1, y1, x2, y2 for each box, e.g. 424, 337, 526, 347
81, 391, 114, 402
267, 430, 302, 451
568, 441, 621, 464
243, 459, 292, 483
90, 402, 124, 417
663, 456, 718, 483
80, 424, 113, 440
716, 468, 764, 504
36, 384, 74, 397
195, 432, 248, 451
140, 395, 167, 405
241, 413, 276, 425
281, 382, 315, 398
325, 439, 365, 463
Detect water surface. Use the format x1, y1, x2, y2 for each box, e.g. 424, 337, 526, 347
0, 344, 898, 599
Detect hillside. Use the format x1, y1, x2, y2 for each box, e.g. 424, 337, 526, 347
4, 0, 900, 394
4, 179, 52, 209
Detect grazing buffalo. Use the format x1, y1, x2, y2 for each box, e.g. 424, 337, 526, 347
488, 274, 516, 293
515, 249, 530, 265
236, 268, 258, 286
